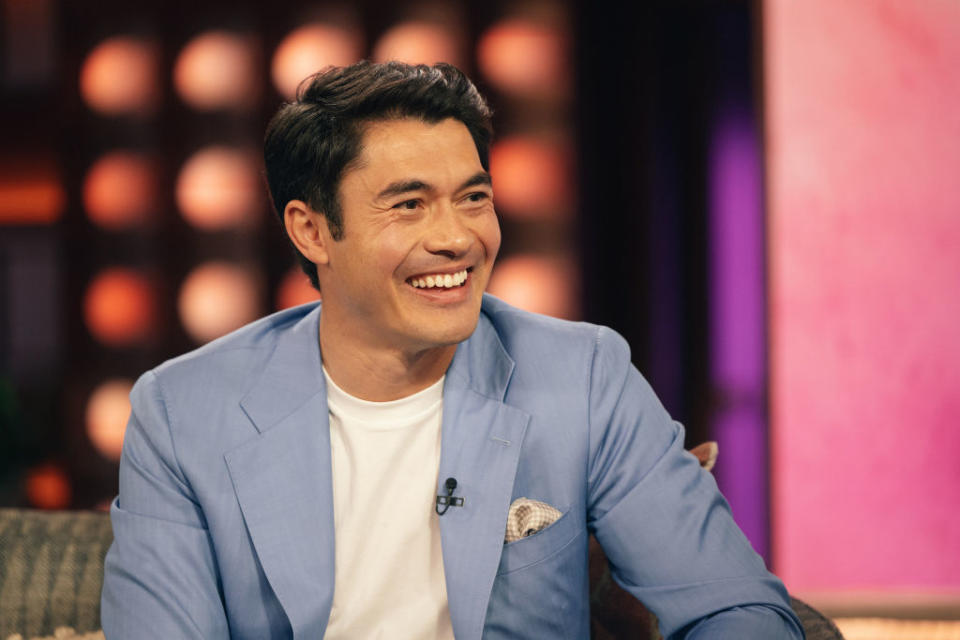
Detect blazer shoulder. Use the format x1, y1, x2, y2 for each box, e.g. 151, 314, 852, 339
480, 294, 632, 365
149, 303, 320, 396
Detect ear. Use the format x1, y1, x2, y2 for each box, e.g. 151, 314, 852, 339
284, 199, 331, 266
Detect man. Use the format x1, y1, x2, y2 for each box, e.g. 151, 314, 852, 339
102, 61, 804, 639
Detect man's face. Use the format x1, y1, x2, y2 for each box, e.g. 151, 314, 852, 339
316, 117, 501, 355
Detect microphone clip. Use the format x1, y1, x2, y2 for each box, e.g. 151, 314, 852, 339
435, 477, 464, 515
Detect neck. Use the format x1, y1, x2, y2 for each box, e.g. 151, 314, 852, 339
318, 316, 456, 402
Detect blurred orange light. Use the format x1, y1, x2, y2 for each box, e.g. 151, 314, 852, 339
373, 21, 463, 68
25, 463, 71, 510
477, 19, 568, 97
487, 254, 578, 319
489, 137, 572, 218
85, 378, 133, 462
176, 146, 262, 230
83, 151, 157, 229
173, 31, 260, 110
272, 23, 363, 99
84, 268, 156, 346
79, 36, 159, 116
276, 266, 321, 310
178, 262, 261, 343
0, 164, 64, 224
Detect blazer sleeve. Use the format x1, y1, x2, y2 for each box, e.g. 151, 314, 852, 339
101, 370, 231, 639
585, 327, 805, 640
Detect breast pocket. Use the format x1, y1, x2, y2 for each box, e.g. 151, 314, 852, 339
496, 507, 580, 576
485, 508, 589, 638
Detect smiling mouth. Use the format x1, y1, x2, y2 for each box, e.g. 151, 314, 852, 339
408, 268, 470, 289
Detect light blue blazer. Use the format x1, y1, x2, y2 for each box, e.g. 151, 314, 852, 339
102, 295, 803, 639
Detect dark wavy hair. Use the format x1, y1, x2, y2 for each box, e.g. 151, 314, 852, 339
263, 61, 494, 290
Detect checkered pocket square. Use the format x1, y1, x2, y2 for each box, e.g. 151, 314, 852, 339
504, 498, 563, 543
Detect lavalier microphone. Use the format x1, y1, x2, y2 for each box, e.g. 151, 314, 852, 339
435, 477, 464, 515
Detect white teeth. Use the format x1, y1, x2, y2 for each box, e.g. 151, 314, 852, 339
410, 269, 469, 289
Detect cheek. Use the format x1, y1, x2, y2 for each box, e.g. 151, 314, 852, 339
480, 212, 502, 260
369, 228, 417, 275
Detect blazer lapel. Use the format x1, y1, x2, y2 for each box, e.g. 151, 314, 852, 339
438, 308, 530, 639
225, 305, 335, 640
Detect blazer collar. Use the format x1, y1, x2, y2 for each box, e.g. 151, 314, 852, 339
238, 303, 326, 435
443, 295, 516, 401
238, 295, 516, 427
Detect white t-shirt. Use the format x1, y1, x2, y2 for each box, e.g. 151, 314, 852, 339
322, 368, 454, 640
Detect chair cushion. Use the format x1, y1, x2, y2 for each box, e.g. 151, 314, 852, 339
0, 509, 112, 638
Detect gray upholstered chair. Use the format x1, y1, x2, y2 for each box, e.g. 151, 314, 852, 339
0, 509, 111, 638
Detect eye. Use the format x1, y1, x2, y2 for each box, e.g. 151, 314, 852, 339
464, 191, 491, 204
392, 199, 421, 210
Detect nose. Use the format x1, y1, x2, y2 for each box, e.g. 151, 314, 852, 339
423, 205, 473, 257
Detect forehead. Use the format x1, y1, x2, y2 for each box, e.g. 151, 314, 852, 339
348, 117, 482, 183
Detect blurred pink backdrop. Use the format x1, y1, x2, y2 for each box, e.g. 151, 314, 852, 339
766, 0, 960, 593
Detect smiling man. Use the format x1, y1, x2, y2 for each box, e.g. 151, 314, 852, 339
285, 116, 501, 401
101, 62, 804, 639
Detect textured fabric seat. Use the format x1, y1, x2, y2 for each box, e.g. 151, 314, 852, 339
0, 509, 111, 638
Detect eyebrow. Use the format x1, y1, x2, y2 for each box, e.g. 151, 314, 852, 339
375, 171, 492, 200
460, 171, 492, 190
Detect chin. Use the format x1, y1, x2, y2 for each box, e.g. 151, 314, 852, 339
413, 315, 480, 350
